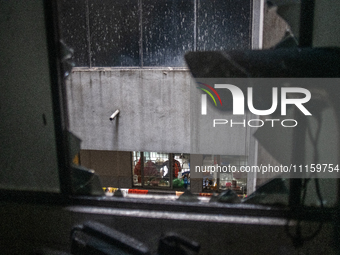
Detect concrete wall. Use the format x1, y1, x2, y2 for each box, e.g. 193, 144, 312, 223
66, 68, 255, 157
66, 68, 257, 192
66, 68, 192, 153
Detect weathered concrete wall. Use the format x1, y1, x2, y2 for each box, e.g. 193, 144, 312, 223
66, 68, 254, 156
66, 68, 191, 153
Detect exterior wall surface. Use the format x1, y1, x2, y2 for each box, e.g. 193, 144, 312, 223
67, 68, 192, 153
66, 68, 254, 157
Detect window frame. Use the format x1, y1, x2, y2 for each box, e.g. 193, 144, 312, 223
0, 0, 337, 229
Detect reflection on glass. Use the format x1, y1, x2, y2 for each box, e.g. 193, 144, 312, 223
202, 155, 248, 197
243, 178, 337, 208
219, 155, 247, 197
202, 155, 217, 191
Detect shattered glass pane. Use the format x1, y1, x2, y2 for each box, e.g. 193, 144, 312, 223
142, 0, 195, 67
59, 0, 90, 67
197, 0, 251, 51
59, 0, 251, 67
89, 0, 140, 67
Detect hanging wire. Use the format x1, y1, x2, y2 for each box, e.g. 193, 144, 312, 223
307, 112, 324, 208
285, 109, 324, 248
